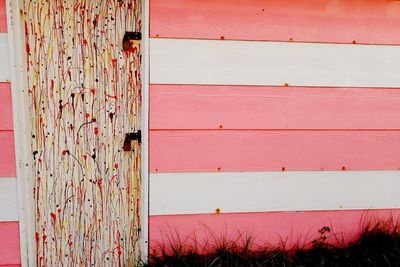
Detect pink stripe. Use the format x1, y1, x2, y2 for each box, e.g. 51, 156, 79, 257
150, 130, 400, 172
150, 0, 400, 45
0, 131, 16, 177
151, 85, 400, 130
0, 83, 13, 131
150, 209, 400, 251
0, 222, 20, 265
0, 0, 6, 32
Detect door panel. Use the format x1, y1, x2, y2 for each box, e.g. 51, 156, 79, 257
24, 1, 143, 265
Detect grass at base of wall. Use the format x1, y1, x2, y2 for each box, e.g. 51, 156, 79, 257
145, 220, 400, 267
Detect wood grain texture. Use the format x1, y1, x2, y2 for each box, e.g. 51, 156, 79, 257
150, 209, 400, 251
24, 1, 144, 265
150, 85, 400, 130
150, 0, 400, 45
0, 33, 9, 82
150, 171, 400, 215
150, 130, 400, 172
150, 38, 400, 88
0, 82, 13, 130
0, 177, 19, 221
0, 0, 6, 32
0, 222, 20, 265
0, 131, 15, 177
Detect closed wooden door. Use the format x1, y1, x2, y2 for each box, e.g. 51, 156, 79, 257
23, 0, 143, 265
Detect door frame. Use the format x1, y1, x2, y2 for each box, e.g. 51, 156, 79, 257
6, 0, 150, 265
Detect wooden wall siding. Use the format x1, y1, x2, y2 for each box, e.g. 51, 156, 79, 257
0, 127, 16, 177
150, 0, 400, 45
0, 177, 19, 221
0, 0, 6, 32
24, 1, 143, 265
150, 171, 400, 215
150, 85, 400, 130
150, 130, 400, 172
150, 39, 400, 88
0, 2, 20, 266
0, 222, 21, 265
150, 209, 400, 250
0, 33, 10, 81
148, 0, 400, 245
0, 83, 14, 130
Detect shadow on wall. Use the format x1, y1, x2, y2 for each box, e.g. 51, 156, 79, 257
147, 215, 400, 266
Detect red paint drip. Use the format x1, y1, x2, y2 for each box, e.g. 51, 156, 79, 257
114, 163, 119, 169
50, 212, 56, 222
111, 58, 118, 67
35, 232, 40, 243
117, 230, 122, 267
25, 22, 30, 53
94, 127, 99, 135
73, 3, 81, 12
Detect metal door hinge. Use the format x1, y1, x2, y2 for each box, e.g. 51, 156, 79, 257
123, 130, 142, 151
123, 31, 142, 51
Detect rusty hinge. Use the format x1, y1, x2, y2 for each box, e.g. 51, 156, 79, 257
123, 130, 142, 151
123, 31, 142, 51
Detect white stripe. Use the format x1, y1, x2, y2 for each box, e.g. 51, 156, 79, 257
0, 33, 10, 82
0, 177, 19, 221
150, 171, 400, 215
150, 38, 400, 88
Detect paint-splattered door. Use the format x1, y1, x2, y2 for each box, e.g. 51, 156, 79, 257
24, 1, 143, 266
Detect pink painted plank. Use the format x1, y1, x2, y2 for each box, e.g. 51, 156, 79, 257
0, 131, 16, 177
150, 0, 400, 45
150, 130, 400, 172
150, 209, 400, 252
0, 83, 13, 131
0, 0, 6, 32
0, 222, 20, 265
150, 85, 400, 130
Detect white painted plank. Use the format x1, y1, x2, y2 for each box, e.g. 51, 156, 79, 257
0, 33, 10, 82
150, 171, 400, 215
150, 38, 400, 88
0, 177, 18, 221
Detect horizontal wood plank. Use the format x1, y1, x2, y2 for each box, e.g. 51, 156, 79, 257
0, 82, 13, 130
150, 85, 400, 130
0, 33, 10, 82
150, 171, 400, 215
0, 131, 16, 176
0, 177, 19, 221
150, 130, 400, 172
0, 222, 20, 265
150, 0, 400, 45
150, 209, 400, 250
150, 39, 400, 88
0, 0, 6, 32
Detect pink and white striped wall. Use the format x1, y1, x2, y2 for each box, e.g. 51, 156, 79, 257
148, 0, 400, 250
0, 0, 21, 265
2, 0, 400, 263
